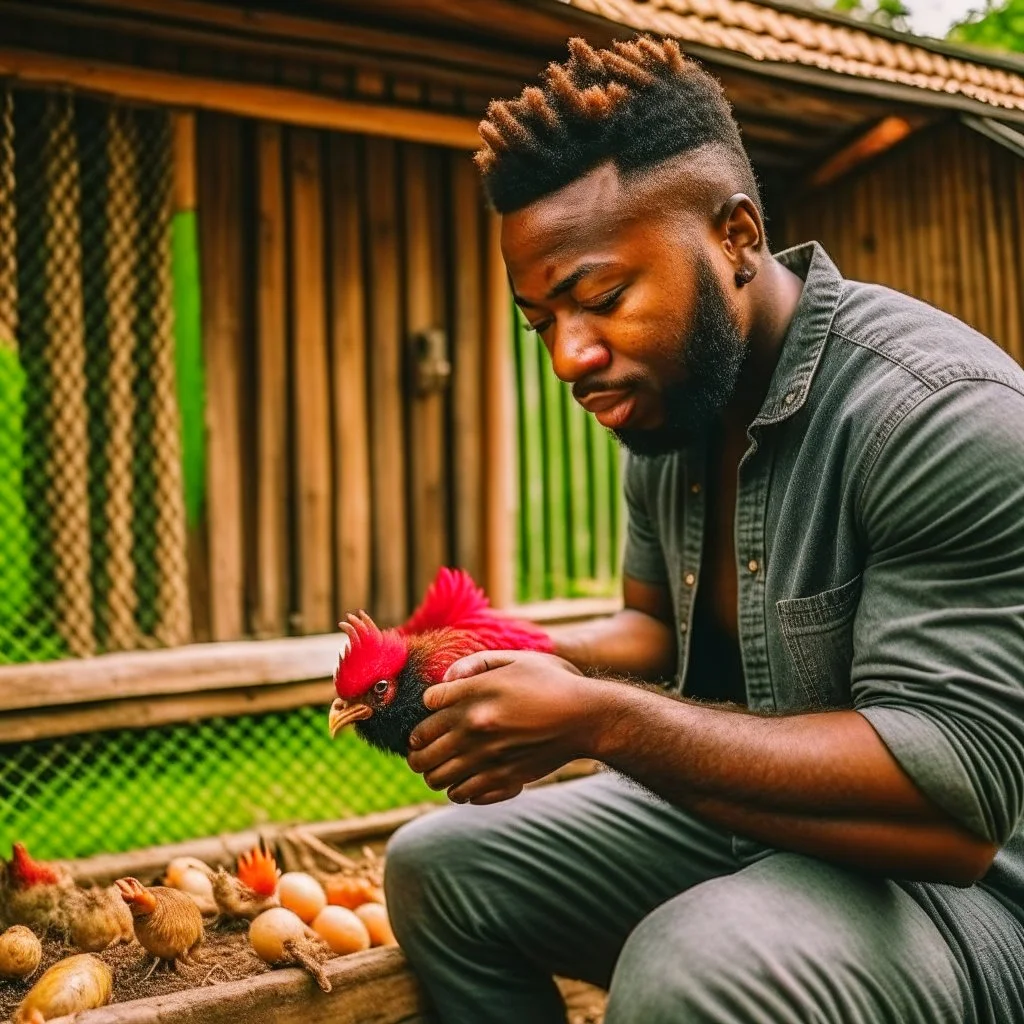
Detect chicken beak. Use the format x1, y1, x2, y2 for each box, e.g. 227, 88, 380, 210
329, 697, 373, 738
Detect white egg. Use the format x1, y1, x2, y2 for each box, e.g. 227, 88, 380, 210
276, 872, 327, 924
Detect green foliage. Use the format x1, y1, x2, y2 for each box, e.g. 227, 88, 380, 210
828, 0, 911, 31
948, 1, 1024, 53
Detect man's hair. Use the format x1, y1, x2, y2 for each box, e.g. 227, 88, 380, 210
475, 35, 759, 215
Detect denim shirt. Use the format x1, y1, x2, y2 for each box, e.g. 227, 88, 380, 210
623, 242, 1024, 893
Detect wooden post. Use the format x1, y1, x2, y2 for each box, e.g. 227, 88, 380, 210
482, 211, 513, 608
327, 134, 371, 617
198, 113, 245, 641
254, 123, 289, 637
289, 128, 334, 635
364, 137, 408, 624
403, 144, 447, 600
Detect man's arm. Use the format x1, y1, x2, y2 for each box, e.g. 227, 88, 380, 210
547, 575, 677, 680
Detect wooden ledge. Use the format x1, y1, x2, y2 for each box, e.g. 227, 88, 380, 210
0, 599, 620, 742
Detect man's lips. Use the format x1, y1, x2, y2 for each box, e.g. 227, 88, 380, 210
576, 389, 636, 429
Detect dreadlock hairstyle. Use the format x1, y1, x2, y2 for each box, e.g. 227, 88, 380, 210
475, 35, 759, 216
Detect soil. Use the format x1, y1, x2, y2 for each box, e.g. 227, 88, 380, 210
0, 924, 269, 1023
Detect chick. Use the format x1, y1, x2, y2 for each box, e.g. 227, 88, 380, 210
115, 877, 203, 978
66, 885, 135, 952
1, 844, 75, 936
211, 844, 280, 922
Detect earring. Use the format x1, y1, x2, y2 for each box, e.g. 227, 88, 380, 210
735, 265, 757, 287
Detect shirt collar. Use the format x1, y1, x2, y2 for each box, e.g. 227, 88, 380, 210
751, 241, 843, 427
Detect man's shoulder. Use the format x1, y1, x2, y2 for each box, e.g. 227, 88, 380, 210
829, 279, 1024, 397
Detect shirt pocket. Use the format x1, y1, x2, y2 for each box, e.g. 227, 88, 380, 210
775, 574, 862, 708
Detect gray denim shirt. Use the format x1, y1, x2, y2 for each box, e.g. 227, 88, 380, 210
623, 242, 1024, 897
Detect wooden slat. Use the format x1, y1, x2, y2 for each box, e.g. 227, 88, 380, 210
482, 211, 514, 608
327, 134, 372, 616
0, 48, 481, 148
289, 128, 334, 634
403, 144, 447, 599
254, 123, 289, 637
365, 136, 408, 624
448, 154, 484, 580
171, 111, 196, 213
197, 113, 245, 640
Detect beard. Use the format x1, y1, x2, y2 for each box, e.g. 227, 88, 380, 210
613, 255, 747, 458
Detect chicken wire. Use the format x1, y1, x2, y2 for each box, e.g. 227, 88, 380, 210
0, 84, 189, 664
0, 705, 443, 861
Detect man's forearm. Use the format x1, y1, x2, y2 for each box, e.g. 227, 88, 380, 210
589, 682, 996, 884
548, 609, 676, 680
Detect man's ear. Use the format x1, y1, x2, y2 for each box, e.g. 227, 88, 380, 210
718, 193, 763, 288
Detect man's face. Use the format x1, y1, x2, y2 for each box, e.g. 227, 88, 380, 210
502, 162, 747, 456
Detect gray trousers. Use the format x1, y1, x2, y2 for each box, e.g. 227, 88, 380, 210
385, 772, 1024, 1023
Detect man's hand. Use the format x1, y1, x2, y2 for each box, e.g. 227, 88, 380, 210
406, 650, 603, 806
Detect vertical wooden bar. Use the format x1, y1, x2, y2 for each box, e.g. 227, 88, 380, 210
327, 133, 372, 616
254, 123, 288, 637
403, 144, 447, 600
482, 211, 514, 608
197, 112, 244, 640
364, 136, 408, 624
449, 154, 484, 581
288, 128, 333, 635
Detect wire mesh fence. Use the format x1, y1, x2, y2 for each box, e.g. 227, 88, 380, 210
0, 85, 189, 665
0, 705, 443, 861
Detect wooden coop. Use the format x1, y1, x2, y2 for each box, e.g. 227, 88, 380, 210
0, 0, 1021, 1021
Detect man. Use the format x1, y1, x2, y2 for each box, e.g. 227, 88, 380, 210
385, 34, 1024, 1023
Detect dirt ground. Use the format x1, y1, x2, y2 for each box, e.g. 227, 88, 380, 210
0, 924, 269, 1022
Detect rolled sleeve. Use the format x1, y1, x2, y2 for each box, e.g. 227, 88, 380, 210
853, 379, 1024, 845
622, 453, 669, 585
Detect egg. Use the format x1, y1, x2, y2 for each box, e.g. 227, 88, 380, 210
277, 872, 327, 924
311, 906, 371, 955
354, 902, 398, 947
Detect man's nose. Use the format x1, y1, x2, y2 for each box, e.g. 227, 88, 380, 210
549, 320, 611, 384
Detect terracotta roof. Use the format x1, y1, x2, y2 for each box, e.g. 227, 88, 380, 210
564, 0, 1024, 113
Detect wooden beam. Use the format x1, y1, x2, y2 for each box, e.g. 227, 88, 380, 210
254, 123, 289, 638
808, 116, 921, 187
0, 47, 481, 148
327, 135, 372, 617
197, 113, 245, 641
289, 128, 335, 634
482, 211, 514, 608
170, 111, 195, 213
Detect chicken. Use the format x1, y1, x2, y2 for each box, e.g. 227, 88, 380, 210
1, 843, 75, 935
65, 885, 135, 952
211, 844, 280, 921
328, 567, 552, 755
115, 877, 203, 977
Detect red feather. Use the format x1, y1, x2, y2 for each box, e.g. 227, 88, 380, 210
333, 611, 408, 700
9, 843, 61, 888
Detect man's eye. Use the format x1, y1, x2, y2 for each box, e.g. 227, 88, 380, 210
582, 288, 625, 313
528, 319, 553, 335
373, 679, 389, 695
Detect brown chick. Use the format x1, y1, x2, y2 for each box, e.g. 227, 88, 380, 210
66, 885, 135, 952
211, 844, 280, 922
115, 877, 203, 977
1, 844, 75, 936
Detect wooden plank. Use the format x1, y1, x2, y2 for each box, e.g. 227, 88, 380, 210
364, 137, 408, 624
807, 116, 919, 188
403, 144, 447, 599
171, 111, 196, 212
449, 154, 485, 580
327, 134, 372, 616
483, 210, 515, 607
289, 128, 334, 634
0, 680, 331, 744
0, 48, 482, 148
254, 123, 289, 637
197, 113, 245, 640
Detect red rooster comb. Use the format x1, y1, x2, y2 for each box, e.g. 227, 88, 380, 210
334, 610, 409, 700
9, 843, 61, 887
237, 843, 280, 898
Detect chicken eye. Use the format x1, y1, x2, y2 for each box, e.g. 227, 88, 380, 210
373, 679, 389, 696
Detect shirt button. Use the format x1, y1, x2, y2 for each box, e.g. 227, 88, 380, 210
690, 482, 701, 495
783, 392, 796, 406
684, 572, 696, 586
747, 559, 759, 574
679, 622, 688, 634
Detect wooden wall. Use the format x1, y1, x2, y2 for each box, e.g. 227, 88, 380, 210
784, 120, 1024, 367
194, 114, 494, 642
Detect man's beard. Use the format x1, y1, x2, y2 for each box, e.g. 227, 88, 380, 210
613, 256, 747, 458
